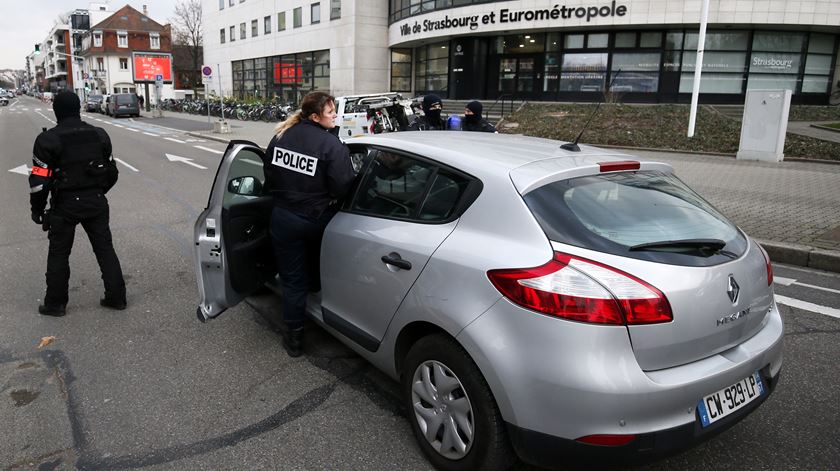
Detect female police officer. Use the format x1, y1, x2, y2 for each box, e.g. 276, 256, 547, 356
264, 91, 355, 357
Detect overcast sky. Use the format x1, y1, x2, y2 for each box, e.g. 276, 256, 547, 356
0, 0, 178, 70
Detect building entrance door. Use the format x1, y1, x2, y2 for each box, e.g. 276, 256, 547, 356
498, 55, 542, 98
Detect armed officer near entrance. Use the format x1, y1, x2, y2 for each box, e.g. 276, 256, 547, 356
264, 91, 355, 357
29, 91, 126, 316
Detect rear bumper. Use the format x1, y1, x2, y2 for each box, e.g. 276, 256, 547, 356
508, 368, 781, 467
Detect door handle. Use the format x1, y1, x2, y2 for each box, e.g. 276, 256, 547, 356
381, 252, 412, 270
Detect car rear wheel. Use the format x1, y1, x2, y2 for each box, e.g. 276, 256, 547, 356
403, 334, 514, 471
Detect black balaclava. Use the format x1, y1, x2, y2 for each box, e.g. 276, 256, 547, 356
53, 91, 81, 123
422, 94, 443, 124
464, 100, 483, 124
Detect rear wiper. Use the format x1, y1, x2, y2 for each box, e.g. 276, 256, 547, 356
629, 238, 727, 253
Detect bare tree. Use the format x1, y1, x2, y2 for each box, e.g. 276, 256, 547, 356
169, 0, 203, 90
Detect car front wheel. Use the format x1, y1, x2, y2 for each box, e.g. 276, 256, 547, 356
403, 334, 514, 471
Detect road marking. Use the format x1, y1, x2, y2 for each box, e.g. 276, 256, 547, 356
776, 295, 840, 319
8, 164, 30, 175
774, 277, 840, 295
194, 145, 223, 154
127, 128, 140, 132
114, 158, 139, 172
165, 153, 207, 169
113, 124, 124, 128
35, 111, 56, 125
165, 137, 186, 144
143, 132, 159, 137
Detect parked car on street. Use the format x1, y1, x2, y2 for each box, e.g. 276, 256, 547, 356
194, 132, 783, 470
106, 93, 140, 118
85, 94, 103, 112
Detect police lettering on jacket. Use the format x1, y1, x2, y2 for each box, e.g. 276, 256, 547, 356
272, 147, 318, 176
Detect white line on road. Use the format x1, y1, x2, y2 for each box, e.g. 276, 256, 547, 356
775, 295, 840, 319
113, 124, 125, 128
114, 158, 139, 172
774, 277, 840, 295
8, 164, 30, 175
127, 128, 140, 132
143, 132, 159, 137
193, 145, 223, 154
35, 111, 56, 125
164, 137, 186, 144
165, 153, 207, 169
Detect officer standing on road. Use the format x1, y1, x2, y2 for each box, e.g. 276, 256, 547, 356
264, 91, 356, 357
29, 91, 126, 316
407, 94, 447, 131
461, 100, 497, 133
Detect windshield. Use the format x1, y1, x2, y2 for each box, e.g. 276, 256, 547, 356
116, 94, 135, 105
524, 171, 747, 266
89, 95, 102, 101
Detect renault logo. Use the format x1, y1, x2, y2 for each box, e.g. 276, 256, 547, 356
727, 276, 740, 304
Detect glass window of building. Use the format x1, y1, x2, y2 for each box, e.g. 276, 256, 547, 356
679, 31, 748, 94
753, 32, 805, 52
390, 49, 412, 92
665, 31, 683, 50
803, 33, 836, 93
808, 34, 836, 54
311, 3, 321, 24
240, 23, 246, 40
229, 0, 234, 6
219, 0, 224, 10
330, 0, 341, 20
220, 28, 225, 44
611, 52, 661, 92
294, 7, 302, 28
150, 33, 160, 49
117, 31, 127, 48
748, 32, 804, 93
565, 34, 584, 49
264, 16, 271, 34
559, 53, 608, 92
230, 26, 236, 42
640, 32, 661, 48
615, 32, 636, 48
278, 12, 286, 31
414, 41, 449, 95
685, 31, 748, 51
587, 33, 608, 48
546, 32, 561, 52
251, 19, 258, 37
93, 31, 102, 47
119, 58, 128, 70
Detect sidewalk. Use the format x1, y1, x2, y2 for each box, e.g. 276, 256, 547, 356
150, 110, 840, 273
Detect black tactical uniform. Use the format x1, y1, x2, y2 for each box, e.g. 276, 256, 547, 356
462, 100, 497, 133
30, 91, 126, 316
263, 118, 355, 356
407, 94, 447, 131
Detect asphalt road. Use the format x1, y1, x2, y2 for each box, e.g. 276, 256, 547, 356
1, 95, 838, 470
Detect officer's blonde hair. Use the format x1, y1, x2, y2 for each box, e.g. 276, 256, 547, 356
274, 91, 336, 138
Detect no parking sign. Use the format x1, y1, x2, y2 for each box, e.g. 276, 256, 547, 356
201, 65, 212, 84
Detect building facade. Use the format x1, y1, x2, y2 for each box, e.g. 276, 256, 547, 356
80, 4, 176, 101
204, 0, 840, 104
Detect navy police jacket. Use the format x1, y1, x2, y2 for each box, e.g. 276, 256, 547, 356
263, 119, 355, 217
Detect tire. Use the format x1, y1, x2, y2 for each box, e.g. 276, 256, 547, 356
403, 334, 515, 471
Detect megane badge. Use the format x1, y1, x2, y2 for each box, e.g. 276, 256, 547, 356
727, 276, 740, 304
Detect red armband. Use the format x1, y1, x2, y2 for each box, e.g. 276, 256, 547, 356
31, 166, 52, 177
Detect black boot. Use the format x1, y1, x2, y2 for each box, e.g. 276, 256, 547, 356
100, 297, 127, 310
282, 326, 304, 357
39, 304, 66, 317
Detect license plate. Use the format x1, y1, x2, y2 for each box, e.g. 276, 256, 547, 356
697, 371, 765, 427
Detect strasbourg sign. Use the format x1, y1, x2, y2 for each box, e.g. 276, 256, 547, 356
398, 1, 628, 37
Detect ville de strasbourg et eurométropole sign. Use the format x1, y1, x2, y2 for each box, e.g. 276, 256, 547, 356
398, 1, 628, 37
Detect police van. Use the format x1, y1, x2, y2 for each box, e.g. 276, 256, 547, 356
332, 93, 418, 139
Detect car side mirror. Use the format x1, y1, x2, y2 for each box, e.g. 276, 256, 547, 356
227, 176, 263, 196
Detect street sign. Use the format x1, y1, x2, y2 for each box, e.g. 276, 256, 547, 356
201, 65, 212, 77
155, 74, 163, 83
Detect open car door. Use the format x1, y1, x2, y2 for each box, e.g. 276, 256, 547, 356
194, 140, 275, 321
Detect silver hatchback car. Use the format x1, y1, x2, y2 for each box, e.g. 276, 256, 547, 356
194, 132, 782, 470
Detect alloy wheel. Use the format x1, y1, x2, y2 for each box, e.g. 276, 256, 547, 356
410, 360, 475, 460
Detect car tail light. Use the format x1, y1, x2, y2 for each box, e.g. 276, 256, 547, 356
598, 160, 640, 172
758, 243, 773, 286
487, 252, 672, 325
576, 434, 636, 446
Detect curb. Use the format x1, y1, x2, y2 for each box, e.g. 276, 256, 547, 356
756, 239, 840, 274
810, 124, 840, 134
187, 131, 231, 144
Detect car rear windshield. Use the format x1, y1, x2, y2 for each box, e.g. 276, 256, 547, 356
89, 95, 102, 101
116, 94, 135, 105
524, 170, 747, 266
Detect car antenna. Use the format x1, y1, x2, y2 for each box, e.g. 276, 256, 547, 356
560, 69, 622, 152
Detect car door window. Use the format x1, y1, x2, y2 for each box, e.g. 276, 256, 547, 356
351, 149, 434, 219
223, 148, 265, 208
417, 171, 470, 221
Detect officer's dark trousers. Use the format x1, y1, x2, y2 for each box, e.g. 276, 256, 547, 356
269, 206, 333, 330
45, 191, 125, 307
